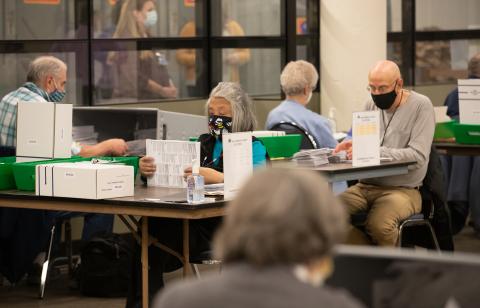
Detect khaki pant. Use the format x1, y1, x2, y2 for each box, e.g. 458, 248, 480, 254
340, 183, 422, 246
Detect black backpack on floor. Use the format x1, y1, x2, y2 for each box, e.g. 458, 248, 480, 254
79, 233, 134, 297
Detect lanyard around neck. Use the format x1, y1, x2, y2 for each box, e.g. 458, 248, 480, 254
380, 90, 403, 146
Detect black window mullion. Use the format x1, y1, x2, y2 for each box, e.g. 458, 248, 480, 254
86, 0, 93, 106
401, 0, 415, 86
197, 0, 210, 96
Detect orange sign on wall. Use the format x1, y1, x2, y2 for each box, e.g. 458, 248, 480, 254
184, 0, 195, 8
23, 0, 61, 4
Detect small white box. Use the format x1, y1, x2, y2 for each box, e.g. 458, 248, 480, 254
36, 163, 134, 199
35, 163, 60, 196
458, 79, 480, 124
16, 101, 72, 159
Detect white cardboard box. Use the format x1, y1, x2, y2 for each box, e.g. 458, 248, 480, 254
36, 163, 134, 199
458, 79, 480, 124
16, 101, 72, 159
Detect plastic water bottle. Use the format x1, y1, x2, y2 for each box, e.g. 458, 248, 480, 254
328, 107, 337, 134
187, 159, 205, 204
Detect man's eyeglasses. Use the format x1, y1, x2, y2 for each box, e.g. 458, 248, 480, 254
366, 80, 397, 94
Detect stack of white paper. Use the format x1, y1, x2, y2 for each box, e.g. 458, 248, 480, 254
134, 128, 156, 140
72, 125, 98, 145
292, 148, 330, 167
146, 139, 200, 188
252, 130, 286, 137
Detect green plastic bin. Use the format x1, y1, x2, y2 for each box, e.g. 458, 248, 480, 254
434, 120, 456, 139
0, 157, 18, 190
12, 157, 86, 191
453, 123, 480, 145
12, 156, 140, 191
256, 134, 302, 159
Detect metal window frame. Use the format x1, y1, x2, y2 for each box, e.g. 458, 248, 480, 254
0, 0, 320, 106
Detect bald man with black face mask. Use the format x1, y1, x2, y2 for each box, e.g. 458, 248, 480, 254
334, 60, 435, 247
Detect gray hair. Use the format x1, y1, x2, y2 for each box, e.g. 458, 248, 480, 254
468, 53, 480, 78
206, 82, 257, 132
26, 56, 66, 85
280, 60, 318, 96
213, 168, 348, 266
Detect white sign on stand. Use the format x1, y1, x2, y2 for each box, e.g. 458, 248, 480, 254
352, 111, 380, 167
146, 139, 200, 188
223, 132, 253, 200
458, 79, 480, 124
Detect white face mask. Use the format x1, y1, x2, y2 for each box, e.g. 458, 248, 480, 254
144, 10, 158, 28
306, 91, 313, 104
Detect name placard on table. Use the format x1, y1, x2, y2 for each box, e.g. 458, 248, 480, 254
223, 132, 253, 199
352, 111, 380, 167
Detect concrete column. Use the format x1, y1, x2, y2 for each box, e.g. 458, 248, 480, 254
320, 0, 387, 131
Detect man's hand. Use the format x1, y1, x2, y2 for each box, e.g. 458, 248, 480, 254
140, 156, 156, 177
105, 138, 128, 156
78, 138, 128, 157
334, 139, 353, 160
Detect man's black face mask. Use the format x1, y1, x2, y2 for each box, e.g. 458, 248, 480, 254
371, 82, 398, 110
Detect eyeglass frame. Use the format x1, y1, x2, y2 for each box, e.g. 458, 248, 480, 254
366, 80, 398, 94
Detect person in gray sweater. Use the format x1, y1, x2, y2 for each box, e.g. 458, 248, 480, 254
335, 60, 435, 246
153, 168, 365, 308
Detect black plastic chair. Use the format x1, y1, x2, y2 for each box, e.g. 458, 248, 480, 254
270, 121, 317, 149
350, 146, 450, 251
350, 194, 440, 250
39, 218, 76, 298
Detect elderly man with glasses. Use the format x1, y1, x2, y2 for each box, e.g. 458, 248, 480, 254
335, 60, 435, 246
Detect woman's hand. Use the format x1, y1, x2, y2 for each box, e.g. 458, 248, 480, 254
183, 167, 224, 184
139, 156, 156, 177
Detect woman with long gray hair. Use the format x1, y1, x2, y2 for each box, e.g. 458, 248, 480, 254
129, 82, 267, 307
139, 81, 267, 183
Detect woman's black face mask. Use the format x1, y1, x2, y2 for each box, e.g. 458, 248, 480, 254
371, 82, 398, 110
208, 115, 233, 137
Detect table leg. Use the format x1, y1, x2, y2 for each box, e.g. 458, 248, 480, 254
182, 219, 191, 277
141, 217, 149, 308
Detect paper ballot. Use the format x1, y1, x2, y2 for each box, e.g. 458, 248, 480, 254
352, 111, 380, 167
222, 132, 253, 200
146, 139, 200, 188
458, 79, 480, 124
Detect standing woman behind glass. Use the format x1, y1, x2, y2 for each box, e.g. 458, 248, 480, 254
107, 0, 177, 100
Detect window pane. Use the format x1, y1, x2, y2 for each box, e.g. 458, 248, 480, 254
0, 52, 85, 106
93, 0, 201, 39
212, 48, 281, 96
92, 44, 205, 105
387, 0, 402, 32
0, 0, 87, 40
416, 0, 480, 31
296, 41, 319, 68
415, 39, 480, 85
212, 0, 281, 36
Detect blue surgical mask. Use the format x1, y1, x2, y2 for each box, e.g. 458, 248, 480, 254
144, 10, 158, 28
48, 80, 66, 102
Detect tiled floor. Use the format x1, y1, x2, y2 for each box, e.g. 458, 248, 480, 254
1, 228, 480, 308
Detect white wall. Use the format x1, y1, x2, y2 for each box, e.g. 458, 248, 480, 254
320, 0, 387, 131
